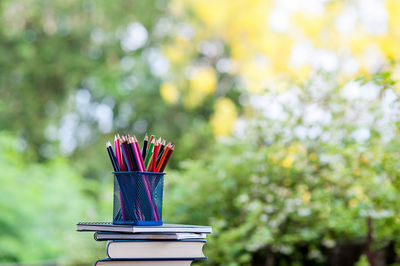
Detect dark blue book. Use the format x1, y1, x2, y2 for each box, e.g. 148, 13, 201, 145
95, 257, 207, 266
106, 239, 207, 259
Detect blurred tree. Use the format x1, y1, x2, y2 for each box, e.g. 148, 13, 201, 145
0, 0, 168, 158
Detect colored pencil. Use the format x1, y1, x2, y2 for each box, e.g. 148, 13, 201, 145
128, 136, 139, 171
159, 143, 174, 172
130, 136, 159, 220
152, 138, 161, 172
131, 137, 145, 172
114, 136, 120, 167
116, 134, 125, 171
149, 135, 154, 145
134, 136, 146, 170
112, 137, 127, 220
106, 141, 120, 172
156, 139, 166, 165
147, 138, 159, 172
144, 138, 155, 169
120, 137, 134, 171
114, 136, 123, 171
141, 134, 148, 160
156, 142, 171, 172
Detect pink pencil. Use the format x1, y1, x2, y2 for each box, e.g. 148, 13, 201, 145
114, 136, 121, 170
116, 134, 126, 171
130, 136, 159, 220
134, 136, 146, 171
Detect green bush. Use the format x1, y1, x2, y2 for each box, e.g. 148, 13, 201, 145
165, 75, 400, 265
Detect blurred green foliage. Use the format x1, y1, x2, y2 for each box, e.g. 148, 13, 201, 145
166, 76, 400, 265
0, 132, 103, 263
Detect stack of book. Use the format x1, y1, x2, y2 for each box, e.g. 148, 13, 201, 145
77, 222, 212, 265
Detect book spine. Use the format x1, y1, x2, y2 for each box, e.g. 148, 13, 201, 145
110, 239, 207, 243
106, 241, 111, 258
97, 257, 208, 261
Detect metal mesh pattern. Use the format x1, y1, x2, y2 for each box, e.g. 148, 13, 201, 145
113, 172, 165, 225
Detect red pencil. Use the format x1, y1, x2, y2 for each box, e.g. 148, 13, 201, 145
149, 135, 155, 143
118, 134, 127, 171
153, 138, 162, 172
147, 138, 159, 172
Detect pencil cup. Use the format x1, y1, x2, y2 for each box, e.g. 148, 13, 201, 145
113, 171, 165, 226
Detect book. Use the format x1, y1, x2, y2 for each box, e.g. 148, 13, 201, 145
95, 258, 206, 266
94, 232, 207, 241
106, 239, 206, 259
77, 222, 212, 234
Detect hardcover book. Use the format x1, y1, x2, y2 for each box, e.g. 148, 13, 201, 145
94, 232, 206, 241
95, 258, 206, 266
106, 239, 206, 259
77, 222, 212, 234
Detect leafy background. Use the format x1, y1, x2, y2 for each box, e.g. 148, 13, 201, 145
1, 0, 400, 265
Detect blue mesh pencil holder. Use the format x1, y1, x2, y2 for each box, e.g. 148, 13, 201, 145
113, 171, 165, 226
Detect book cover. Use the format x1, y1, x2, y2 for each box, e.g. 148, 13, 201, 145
95, 257, 207, 266
94, 232, 207, 241
77, 222, 212, 234
106, 239, 206, 259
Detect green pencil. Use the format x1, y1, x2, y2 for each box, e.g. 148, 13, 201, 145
144, 138, 155, 169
